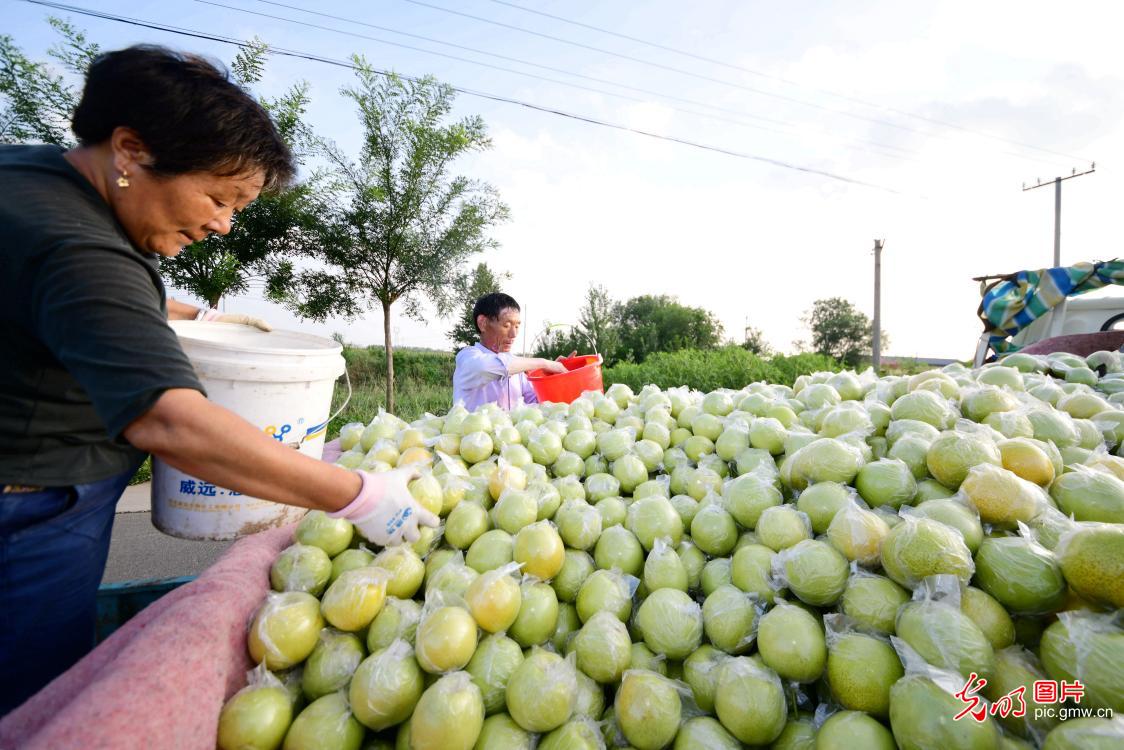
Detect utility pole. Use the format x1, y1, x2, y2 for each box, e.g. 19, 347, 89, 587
1022, 164, 1095, 267
872, 238, 884, 374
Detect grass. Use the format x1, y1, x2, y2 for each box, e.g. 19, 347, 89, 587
328, 346, 455, 435
604, 346, 841, 392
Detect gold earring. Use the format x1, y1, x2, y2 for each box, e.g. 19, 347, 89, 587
116, 170, 130, 188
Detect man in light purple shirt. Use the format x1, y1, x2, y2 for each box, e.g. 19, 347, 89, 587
453, 292, 568, 410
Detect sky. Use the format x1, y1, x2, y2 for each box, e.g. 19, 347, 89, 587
6, 0, 1123, 360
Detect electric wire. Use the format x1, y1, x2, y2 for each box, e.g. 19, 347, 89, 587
402, 0, 1087, 166
19, 0, 903, 193
485, 0, 1092, 164
202, 0, 919, 162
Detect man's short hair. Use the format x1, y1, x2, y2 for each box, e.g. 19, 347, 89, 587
473, 292, 520, 333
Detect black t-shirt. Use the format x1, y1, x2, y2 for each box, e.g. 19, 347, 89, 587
0, 144, 204, 486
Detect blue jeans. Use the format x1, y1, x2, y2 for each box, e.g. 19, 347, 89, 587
0, 468, 135, 716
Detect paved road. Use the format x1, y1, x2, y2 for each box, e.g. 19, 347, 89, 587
102, 512, 233, 583
102, 491, 234, 583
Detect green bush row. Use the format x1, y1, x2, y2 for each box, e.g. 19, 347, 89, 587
342, 346, 455, 389
603, 346, 840, 393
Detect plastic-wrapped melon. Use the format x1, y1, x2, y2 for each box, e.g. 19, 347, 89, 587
959, 463, 1047, 529
824, 621, 903, 719
757, 602, 826, 683
576, 568, 636, 623
880, 516, 974, 589
508, 580, 559, 648
348, 639, 423, 730
895, 578, 996, 681
513, 521, 564, 580
505, 650, 577, 732
714, 657, 787, 746
217, 664, 293, 750
615, 670, 682, 750
301, 629, 364, 701
772, 539, 849, 606
465, 632, 524, 714
974, 535, 1067, 614
464, 563, 522, 633
702, 584, 758, 655
366, 596, 421, 653
248, 591, 324, 671
890, 390, 954, 429
372, 545, 425, 600
1039, 611, 1124, 713
474, 714, 533, 750
636, 588, 704, 659
826, 501, 891, 567
1049, 466, 1124, 523
294, 510, 353, 557
854, 458, 917, 509
415, 601, 479, 674
282, 692, 364, 750
573, 611, 632, 683
270, 544, 332, 596
787, 438, 865, 490
925, 431, 1001, 489
410, 671, 485, 750
626, 495, 684, 550
1056, 522, 1124, 608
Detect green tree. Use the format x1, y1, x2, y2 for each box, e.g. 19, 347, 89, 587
614, 295, 724, 363
288, 63, 508, 413
160, 40, 327, 308
741, 325, 773, 356
447, 262, 511, 350
532, 325, 586, 361
577, 284, 620, 362
801, 297, 888, 366
0, 17, 96, 146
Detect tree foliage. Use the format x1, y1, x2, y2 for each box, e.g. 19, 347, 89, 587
447, 262, 511, 350
615, 294, 724, 363
0, 17, 95, 147
801, 297, 888, 367
741, 325, 773, 357
577, 284, 620, 360
288, 63, 508, 412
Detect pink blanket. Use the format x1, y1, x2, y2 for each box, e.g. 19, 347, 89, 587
0, 523, 296, 750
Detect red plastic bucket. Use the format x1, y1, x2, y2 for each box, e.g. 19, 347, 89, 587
528, 354, 604, 404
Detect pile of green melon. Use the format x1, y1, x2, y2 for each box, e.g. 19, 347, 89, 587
218, 350, 1124, 750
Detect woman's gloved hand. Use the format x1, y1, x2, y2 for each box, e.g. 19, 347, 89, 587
329, 467, 440, 545
197, 308, 272, 332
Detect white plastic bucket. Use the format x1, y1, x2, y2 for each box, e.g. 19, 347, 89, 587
152, 321, 346, 540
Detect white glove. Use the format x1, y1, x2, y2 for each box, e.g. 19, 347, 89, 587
198, 308, 272, 332
328, 467, 440, 546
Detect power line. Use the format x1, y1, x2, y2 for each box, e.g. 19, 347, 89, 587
486, 0, 1093, 165
208, 0, 918, 163
19, 0, 902, 193
401, 0, 1084, 167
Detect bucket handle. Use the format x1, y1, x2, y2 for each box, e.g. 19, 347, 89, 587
528, 323, 600, 362
298, 365, 352, 449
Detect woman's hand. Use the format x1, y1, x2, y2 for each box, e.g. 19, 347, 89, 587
330, 467, 440, 545
198, 308, 272, 332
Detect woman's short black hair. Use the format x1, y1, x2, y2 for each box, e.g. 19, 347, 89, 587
71, 45, 295, 191
473, 292, 520, 333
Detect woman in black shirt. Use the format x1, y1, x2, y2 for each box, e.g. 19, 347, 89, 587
0, 46, 437, 714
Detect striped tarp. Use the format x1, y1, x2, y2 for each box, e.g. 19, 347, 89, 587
977, 259, 1124, 356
